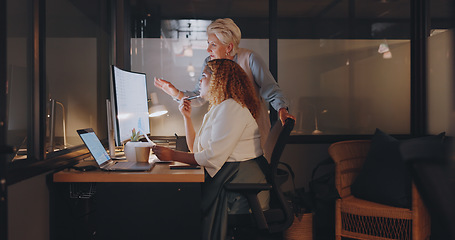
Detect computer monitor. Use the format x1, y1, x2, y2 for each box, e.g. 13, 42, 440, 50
6, 65, 28, 161
110, 66, 150, 146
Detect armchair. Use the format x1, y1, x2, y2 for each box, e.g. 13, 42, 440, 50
328, 140, 431, 240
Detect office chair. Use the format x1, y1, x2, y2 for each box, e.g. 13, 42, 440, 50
225, 118, 295, 238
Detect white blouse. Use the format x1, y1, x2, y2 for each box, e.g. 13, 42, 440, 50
193, 99, 263, 177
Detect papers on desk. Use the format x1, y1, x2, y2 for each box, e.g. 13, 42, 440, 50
150, 154, 201, 169
150, 154, 172, 163
169, 162, 201, 169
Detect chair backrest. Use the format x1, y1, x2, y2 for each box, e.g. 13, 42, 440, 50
266, 118, 295, 233
328, 140, 371, 198
268, 119, 295, 182
263, 119, 285, 162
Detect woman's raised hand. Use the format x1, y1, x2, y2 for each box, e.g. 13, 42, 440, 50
154, 77, 180, 98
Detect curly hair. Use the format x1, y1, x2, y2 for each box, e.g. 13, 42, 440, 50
206, 59, 260, 119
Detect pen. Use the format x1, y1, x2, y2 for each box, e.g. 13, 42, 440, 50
185, 95, 201, 101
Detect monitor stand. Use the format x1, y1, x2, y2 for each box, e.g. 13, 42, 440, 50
109, 148, 126, 160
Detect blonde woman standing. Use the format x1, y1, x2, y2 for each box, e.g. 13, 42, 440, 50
155, 18, 295, 149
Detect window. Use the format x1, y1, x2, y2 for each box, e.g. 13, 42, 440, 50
6, 0, 31, 162
129, 0, 425, 138
5, 0, 111, 163
130, 0, 270, 136
278, 0, 411, 135
131, 19, 212, 136
45, 0, 111, 153
3, 0, 453, 166
427, 1, 455, 135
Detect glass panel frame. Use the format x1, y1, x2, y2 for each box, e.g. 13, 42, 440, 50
129, 0, 271, 137
45, 0, 111, 155
6, 0, 32, 162
427, 0, 455, 135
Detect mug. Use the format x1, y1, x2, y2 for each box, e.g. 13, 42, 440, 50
124, 141, 152, 162
135, 146, 151, 162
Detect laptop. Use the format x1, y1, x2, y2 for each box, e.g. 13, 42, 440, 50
77, 128, 154, 171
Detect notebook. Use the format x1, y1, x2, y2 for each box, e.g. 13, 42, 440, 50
77, 128, 154, 171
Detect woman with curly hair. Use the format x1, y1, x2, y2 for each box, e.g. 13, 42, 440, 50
152, 59, 269, 240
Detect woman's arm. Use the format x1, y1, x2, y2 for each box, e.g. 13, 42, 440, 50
152, 145, 198, 165
179, 99, 195, 152
249, 52, 295, 124
183, 117, 195, 152
154, 77, 199, 102
249, 52, 288, 111
154, 77, 183, 99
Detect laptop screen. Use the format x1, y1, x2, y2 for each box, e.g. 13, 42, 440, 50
79, 131, 111, 166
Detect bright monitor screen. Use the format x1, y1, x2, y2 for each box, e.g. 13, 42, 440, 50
111, 66, 150, 146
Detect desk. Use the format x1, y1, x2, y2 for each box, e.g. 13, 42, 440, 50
51, 163, 205, 240
53, 163, 204, 182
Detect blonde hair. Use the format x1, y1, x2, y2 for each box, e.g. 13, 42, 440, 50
206, 59, 260, 119
207, 18, 241, 57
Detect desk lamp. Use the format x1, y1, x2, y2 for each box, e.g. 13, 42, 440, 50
305, 102, 325, 135
312, 108, 327, 135
149, 92, 168, 117
48, 98, 67, 152
378, 42, 392, 59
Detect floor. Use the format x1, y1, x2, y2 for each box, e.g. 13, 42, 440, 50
227, 227, 286, 240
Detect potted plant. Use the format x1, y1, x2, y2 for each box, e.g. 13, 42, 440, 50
283, 187, 314, 240
124, 128, 152, 162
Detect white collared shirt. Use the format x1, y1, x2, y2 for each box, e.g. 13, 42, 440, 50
193, 99, 263, 177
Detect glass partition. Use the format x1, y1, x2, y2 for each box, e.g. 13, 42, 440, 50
279, 39, 410, 135
45, 0, 110, 153
131, 33, 270, 136
130, 0, 414, 137
278, 0, 411, 135
130, 0, 270, 136
427, 1, 455, 135
6, 0, 31, 161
